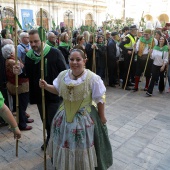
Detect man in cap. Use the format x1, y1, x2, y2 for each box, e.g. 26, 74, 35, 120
107, 32, 119, 87
133, 29, 158, 91
119, 25, 138, 90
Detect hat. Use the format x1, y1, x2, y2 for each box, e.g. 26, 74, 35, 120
144, 29, 152, 34
165, 23, 170, 27
129, 25, 138, 30
111, 32, 118, 36
122, 26, 129, 32
106, 30, 111, 34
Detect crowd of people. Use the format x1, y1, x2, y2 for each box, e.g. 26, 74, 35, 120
0, 22, 170, 169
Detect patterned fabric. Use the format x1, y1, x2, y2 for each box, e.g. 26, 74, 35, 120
48, 70, 113, 170
48, 107, 97, 170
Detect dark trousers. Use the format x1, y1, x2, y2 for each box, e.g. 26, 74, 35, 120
108, 57, 117, 85
37, 100, 62, 143
122, 54, 134, 87
136, 57, 153, 78
96, 67, 105, 80
13, 92, 29, 128
148, 64, 165, 94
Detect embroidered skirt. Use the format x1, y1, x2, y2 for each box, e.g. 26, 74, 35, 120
48, 105, 113, 170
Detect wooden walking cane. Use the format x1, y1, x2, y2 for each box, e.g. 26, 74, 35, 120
103, 21, 109, 86
141, 30, 155, 82
14, 0, 19, 157
92, 24, 96, 73
40, 8, 47, 170
124, 11, 144, 90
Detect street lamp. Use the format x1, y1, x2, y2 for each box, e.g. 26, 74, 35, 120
65, 10, 72, 29
0, 5, 6, 29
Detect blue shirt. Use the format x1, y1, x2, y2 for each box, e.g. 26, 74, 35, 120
17, 43, 31, 64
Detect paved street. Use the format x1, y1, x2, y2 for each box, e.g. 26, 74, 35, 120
0, 85, 170, 170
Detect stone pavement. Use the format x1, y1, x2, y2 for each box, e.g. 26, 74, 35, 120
0, 85, 170, 170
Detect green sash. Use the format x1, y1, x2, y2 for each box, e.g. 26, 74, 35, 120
153, 45, 169, 52
46, 40, 58, 48
26, 44, 51, 64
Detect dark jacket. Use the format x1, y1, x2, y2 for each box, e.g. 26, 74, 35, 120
58, 46, 70, 64
23, 47, 67, 104
85, 42, 93, 70
96, 44, 106, 68
107, 39, 117, 59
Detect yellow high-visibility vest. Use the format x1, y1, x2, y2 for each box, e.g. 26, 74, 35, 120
124, 34, 136, 49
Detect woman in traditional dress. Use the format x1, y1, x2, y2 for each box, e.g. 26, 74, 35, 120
39, 49, 113, 170
146, 36, 169, 96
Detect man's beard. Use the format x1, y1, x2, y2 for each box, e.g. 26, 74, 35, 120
32, 46, 41, 53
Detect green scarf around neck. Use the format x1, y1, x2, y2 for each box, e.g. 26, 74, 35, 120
59, 41, 70, 50
140, 36, 153, 44
46, 40, 58, 48
26, 44, 51, 64
153, 45, 169, 52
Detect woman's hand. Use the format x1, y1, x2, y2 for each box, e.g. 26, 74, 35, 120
149, 49, 153, 56
100, 116, 107, 125
13, 127, 21, 139
13, 64, 22, 75
160, 65, 165, 72
39, 79, 48, 89
92, 44, 97, 49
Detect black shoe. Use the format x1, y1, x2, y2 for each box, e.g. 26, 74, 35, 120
128, 82, 135, 86
146, 91, 152, 96
41, 139, 49, 151
144, 88, 148, 91
41, 144, 44, 151
109, 84, 116, 87
132, 87, 138, 92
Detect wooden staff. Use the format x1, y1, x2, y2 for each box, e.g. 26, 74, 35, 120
142, 31, 155, 81
92, 25, 96, 73
124, 11, 144, 90
103, 22, 109, 86
14, 0, 19, 157
69, 27, 73, 49
40, 8, 47, 170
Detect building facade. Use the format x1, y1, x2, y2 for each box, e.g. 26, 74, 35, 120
0, 0, 107, 30
1, 0, 170, 31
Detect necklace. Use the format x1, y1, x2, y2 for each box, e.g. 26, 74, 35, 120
71, 70, 85, 80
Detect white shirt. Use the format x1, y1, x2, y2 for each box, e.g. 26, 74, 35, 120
53, 69, 106, 104
136, 38, 158, 54
151, 49, 169, 66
